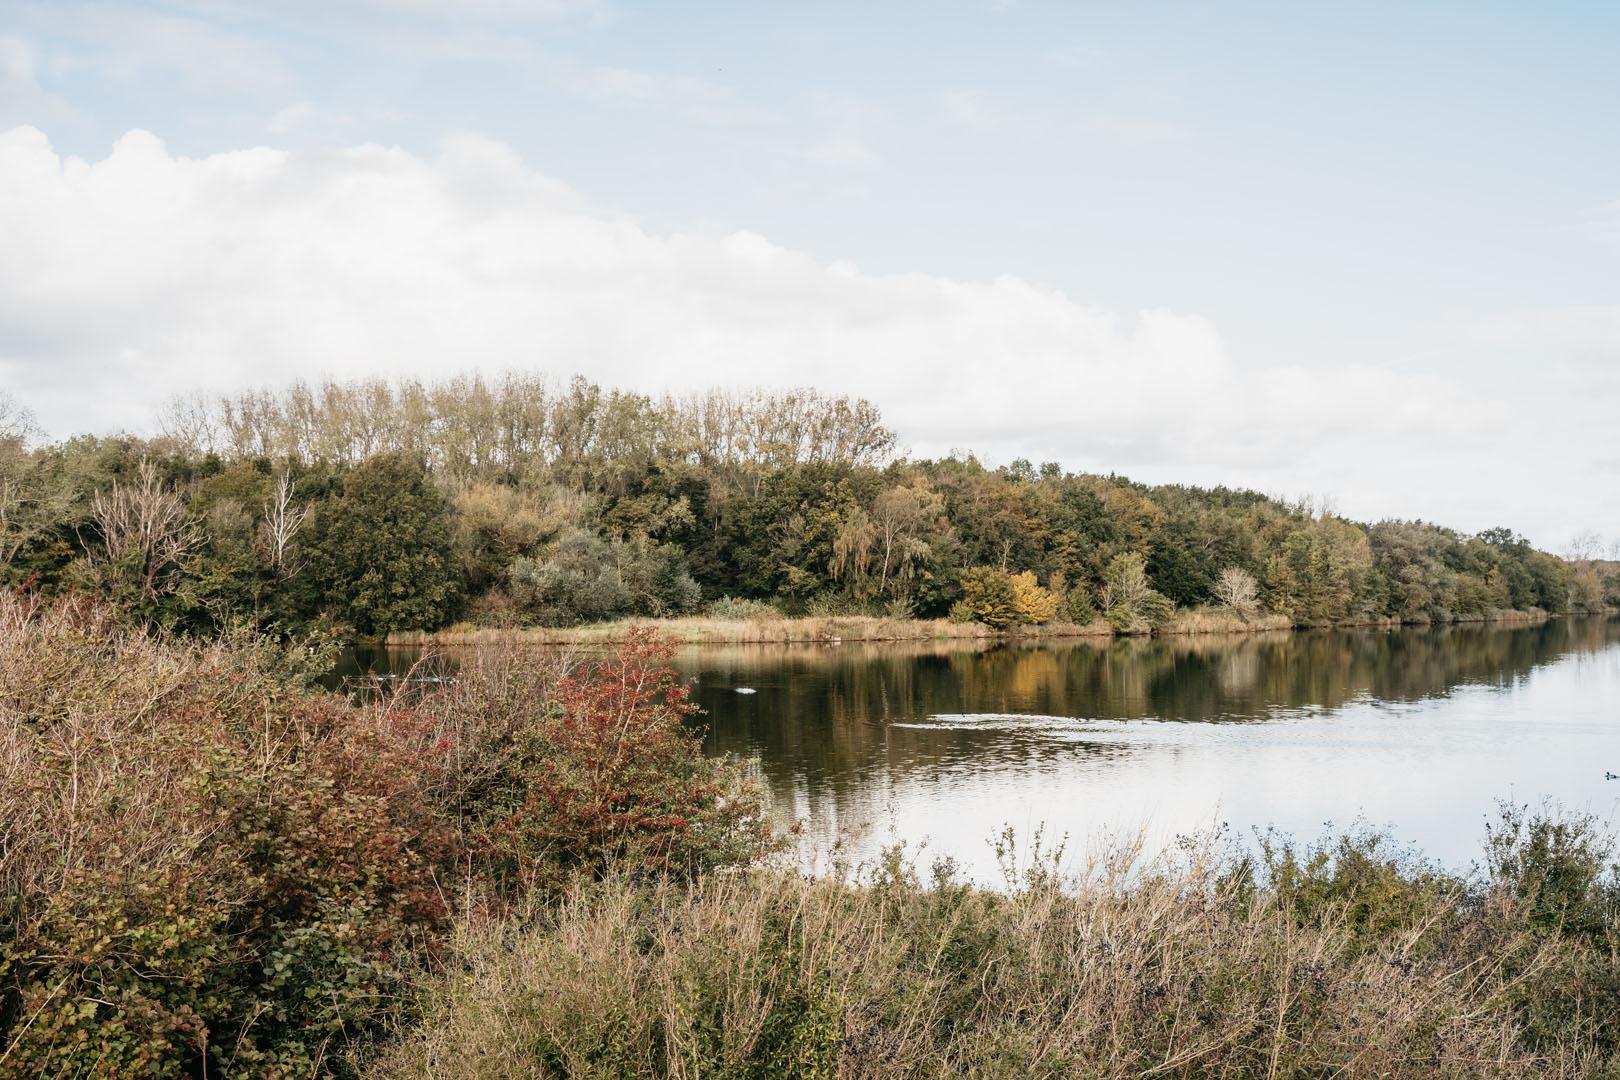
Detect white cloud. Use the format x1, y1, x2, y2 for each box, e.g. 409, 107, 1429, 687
266, 101, 352, 136
1466, 305, 1620, 362
264, 101, 408, 145
0, 125, 1591, 540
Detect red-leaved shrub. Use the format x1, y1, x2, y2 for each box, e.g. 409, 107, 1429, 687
449, 629, 778, 895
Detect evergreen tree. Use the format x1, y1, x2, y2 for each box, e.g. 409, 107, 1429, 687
307, 454, 462, 635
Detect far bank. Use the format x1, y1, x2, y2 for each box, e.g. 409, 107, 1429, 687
387, 605, 1572, 647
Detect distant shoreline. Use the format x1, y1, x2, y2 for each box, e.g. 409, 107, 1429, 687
386, 606, 1568, 647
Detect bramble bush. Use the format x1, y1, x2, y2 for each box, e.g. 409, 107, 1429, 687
421, 629, 777, 897
0, 596, 773, 1077
0, 594, 455, 1077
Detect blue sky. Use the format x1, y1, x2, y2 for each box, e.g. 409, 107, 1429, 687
2, 1, 1618, 545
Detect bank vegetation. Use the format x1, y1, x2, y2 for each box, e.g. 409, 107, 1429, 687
1, 378, 1614, 644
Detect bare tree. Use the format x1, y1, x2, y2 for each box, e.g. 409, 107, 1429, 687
260, 469, 309, 578
1566, 530, 1603, 563
1213, 566, 1261, 616
158, 392, 221, 455
90, 460, 201, 599
0, 391, 35, 446
1101, 553, 1153, 614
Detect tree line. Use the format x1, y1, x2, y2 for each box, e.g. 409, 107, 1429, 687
1, 377, 1614, 636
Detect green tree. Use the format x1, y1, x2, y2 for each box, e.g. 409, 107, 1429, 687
1101, 552, 1173, 634
307, 454, 461, 635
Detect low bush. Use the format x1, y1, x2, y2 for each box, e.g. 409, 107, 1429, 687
420, 630, 778, 897
705, 595, 782, 620
0, 596, 770, 1077
0, 595, 454, 1077
506, 529, 701, 626
955, 568, 1062, 628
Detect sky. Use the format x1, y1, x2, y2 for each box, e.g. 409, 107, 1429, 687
1, 1, 1617, 548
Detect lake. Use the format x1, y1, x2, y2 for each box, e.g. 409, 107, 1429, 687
338, 616, 1620, 881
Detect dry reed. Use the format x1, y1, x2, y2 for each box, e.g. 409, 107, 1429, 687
373, 833, 1612, 1079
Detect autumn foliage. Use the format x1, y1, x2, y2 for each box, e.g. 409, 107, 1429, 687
0, 596, 772, 1077
467, 631, 773, 893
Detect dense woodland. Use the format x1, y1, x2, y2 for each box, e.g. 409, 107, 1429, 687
1, 376, 1615, 637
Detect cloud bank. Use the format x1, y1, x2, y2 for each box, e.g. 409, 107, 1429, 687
0, 125, 1592, 541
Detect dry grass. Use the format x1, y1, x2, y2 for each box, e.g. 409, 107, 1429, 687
1161, 606, 1295, 635
371, 833, 1607, 1080
390, 615, 1117, 647
392, 608, 1560, 648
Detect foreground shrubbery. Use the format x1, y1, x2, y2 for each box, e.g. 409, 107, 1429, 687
0, 596, 456, 1075
378, 821, 1620, 1079
0, 595, 770, 1077
4, 593, 1620, 1077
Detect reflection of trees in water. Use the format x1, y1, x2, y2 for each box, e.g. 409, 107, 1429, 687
681, 618, 1620, 814
1218, 647, 1261, 698
345, 619, 1618, 830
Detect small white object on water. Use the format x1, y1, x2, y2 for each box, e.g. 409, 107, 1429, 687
735, 687, 757, 695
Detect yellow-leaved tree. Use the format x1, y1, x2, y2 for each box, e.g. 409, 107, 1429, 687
1009, 571, 1059, 625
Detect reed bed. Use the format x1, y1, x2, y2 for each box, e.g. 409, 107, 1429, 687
375, 827, 1620, 1079
1159, 607, 1296, 635
388, 607, 1557, 648
390, 616, 1117, 647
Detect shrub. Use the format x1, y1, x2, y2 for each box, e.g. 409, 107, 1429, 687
305, 454, 462, 636
450, 483, 558, 589
0, 598, 773, 1076
1485, 802, 1619, 941
429, 629, 777, 896
507, 530, 701, 626
620, 540, 702, 618
1212, 565, 1260, 616
957, 568, 1061, 628
706, 595, 781, 620
803, 591, 873, 617
0, 595, 454, 1077
957, 567, 1020, 628
375, 829, 1607, 1080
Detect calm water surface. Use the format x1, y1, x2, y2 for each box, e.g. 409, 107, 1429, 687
343, 618, 1620, 880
